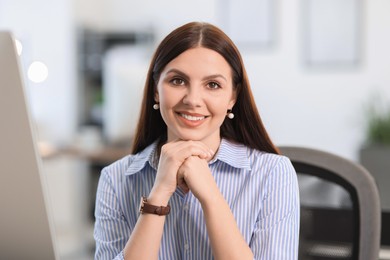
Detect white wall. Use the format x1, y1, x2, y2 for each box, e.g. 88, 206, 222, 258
241, 0, 390, 160
73, 0, 219, 39
255, 0, 390, 160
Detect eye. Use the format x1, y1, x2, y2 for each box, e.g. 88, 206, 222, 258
207, 81, 221, 89
171, 78, 185, 86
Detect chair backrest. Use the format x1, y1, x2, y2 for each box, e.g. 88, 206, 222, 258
279, 146, 381, 260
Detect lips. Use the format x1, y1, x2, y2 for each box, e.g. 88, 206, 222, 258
178, 113, 206, 121
176, 112, 209, 126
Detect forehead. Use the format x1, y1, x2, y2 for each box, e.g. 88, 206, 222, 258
162, 47, 232, 78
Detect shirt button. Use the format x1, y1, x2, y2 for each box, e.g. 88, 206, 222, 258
184, 243, 190, 250
183, 204, 189, 211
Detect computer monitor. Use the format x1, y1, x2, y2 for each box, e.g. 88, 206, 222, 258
0, 31, 59, 259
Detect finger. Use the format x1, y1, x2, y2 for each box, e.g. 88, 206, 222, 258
185, 140, 215, 159
166, 139, 212, 156
178, 140, 215, 159
163, 140, 213, 162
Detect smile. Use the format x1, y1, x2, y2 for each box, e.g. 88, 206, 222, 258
178, 113, 207, 121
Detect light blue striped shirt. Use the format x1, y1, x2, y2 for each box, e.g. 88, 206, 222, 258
94, 139, 300, 260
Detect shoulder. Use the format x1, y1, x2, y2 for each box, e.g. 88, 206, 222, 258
248, 148, 298, 193
101, 141, 157, 180
249, 147, 294, 173
99, 154, 135, 183
247, 146, 297, 187
218, 139, 294, 174
103, 154, 134, 173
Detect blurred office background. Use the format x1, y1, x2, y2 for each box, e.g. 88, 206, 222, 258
1, 0, 390, 259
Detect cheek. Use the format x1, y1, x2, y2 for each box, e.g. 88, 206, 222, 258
159, 86, 184, 108
158, 89, 180, 120
205, 105, 227, 121
207, 97, 231, 114
159, 91, 174, 108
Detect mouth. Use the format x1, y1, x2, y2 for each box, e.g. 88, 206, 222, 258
177, 112, 208, 121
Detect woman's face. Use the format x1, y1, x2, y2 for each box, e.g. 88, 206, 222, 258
155, 47, 236, 150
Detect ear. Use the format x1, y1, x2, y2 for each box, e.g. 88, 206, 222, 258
228, 89, 237, 109
154, 91, 159, 103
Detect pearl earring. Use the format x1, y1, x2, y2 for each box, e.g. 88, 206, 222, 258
227, 109, 234, 119
153, 103, 160, 110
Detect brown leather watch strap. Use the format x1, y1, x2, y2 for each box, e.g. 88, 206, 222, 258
139, 196, 171, 216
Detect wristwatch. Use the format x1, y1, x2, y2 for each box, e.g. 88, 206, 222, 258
139, 196, 171, 216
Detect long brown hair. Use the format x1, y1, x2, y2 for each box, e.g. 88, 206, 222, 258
131, 22, 279, 155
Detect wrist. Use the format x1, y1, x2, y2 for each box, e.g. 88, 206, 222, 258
148, 187, 172, 206
139, 196, 171, 216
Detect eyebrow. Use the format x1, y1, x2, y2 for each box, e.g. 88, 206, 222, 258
165, 68, 228, 83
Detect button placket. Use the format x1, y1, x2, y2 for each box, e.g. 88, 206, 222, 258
181, 195, 192, 256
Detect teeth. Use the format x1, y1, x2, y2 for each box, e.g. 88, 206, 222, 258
180, 113, 205, 121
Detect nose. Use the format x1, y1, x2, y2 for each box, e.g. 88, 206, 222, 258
182, 86, 202, 107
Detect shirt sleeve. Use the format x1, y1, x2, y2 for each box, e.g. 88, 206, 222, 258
250, 156, 300, 260
94, 168, 130, 260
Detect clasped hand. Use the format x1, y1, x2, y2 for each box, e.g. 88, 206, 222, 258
152, 140, 216, 204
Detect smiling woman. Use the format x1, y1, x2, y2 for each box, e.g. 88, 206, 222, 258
93, 22, 300, 260
155, 47, 236, 151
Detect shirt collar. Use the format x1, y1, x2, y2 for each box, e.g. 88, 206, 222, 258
125, 140, 158, 176
124, 138, 251, 176
210, 138, 251, 170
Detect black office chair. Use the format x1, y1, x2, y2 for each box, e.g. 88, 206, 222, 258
279, 146, 381, 260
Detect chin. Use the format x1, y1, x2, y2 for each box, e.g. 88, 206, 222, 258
178, 134, 204, 141
175, 131, 207, 142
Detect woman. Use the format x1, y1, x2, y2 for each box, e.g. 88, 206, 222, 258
94, 22, 300, 260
